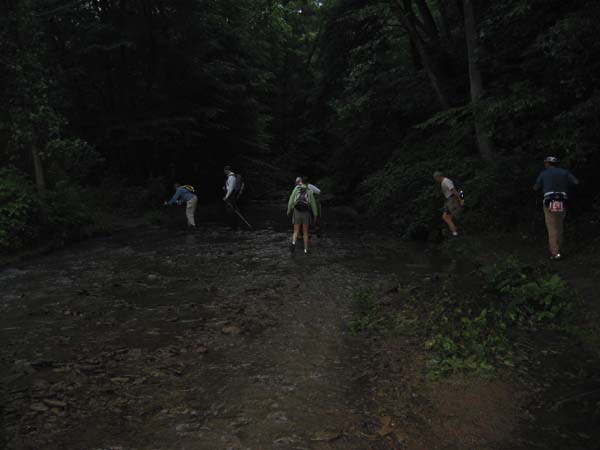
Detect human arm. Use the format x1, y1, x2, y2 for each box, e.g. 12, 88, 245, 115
309, 191, 319, 218
308, 184, 321, 195
533, 173, 542, 191
167, 188, 183, 205
568, 171, 579, 186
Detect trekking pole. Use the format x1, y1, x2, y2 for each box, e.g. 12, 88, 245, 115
224, 200, 253, 229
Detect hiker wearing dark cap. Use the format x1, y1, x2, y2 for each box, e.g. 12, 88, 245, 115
433, 171, 464, 237
164, 183, 197, 227
533, 156, 579, 260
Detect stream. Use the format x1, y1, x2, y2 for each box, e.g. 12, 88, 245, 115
1, 205, 597, 450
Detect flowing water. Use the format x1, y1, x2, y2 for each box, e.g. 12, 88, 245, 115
1, 205, 596, 450
1, 206, 450, 450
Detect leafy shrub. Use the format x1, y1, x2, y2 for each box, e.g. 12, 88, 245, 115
43, 181, 93, 239
45, 138, 103, 182
347, 289, 378, 335
0, 168, 39, 251
483, 258, 573, 324
427, 258, 573, 376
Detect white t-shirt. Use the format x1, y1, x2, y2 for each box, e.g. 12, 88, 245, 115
224, 173, 236, 199
441, 178, 455, 199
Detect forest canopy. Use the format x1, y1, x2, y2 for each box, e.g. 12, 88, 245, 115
1, 0, 599, 248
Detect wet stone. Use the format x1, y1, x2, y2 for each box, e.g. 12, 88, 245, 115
267, 411, 289, 424
110, 377, 130, 383
50, 408, 66, 416
222, 324, 243, 335
43, 399, 67, 408
30, 402, 49, 412
14, 360, 35, 374
313, 431, 340, 442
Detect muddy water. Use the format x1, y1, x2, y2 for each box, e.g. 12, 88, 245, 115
0, 208, 449, 450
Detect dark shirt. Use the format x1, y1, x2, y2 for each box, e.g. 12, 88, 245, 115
534, 167, 578, 196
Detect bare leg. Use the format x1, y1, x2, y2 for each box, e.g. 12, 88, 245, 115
292, 224, 300, 244
302, 224, 309, 250
442, 212, 457, 234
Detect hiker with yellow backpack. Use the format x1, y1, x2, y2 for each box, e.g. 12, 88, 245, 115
164, 182, 198, 227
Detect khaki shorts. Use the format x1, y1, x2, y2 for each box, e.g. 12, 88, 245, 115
444, 196, 462, 219
292, 209, 312, 225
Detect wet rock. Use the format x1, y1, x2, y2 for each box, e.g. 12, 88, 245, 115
30, 403, 49, 412
14, 360, 35, 374
43, 399, 66, 408
32, 379, 50, 390
222, 324, 242, 335
50, 408, 66, 416
313, 431, 340, 442
376, 416, 395, 436
175, 422, 201, 432
381, 282, 399, 294
194, 345, 209, 354
267, 411, 289, 423
110, 377, 130, 383
272, 436, 299, 447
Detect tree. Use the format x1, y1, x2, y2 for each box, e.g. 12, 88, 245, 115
391, 0, 452, 108
462, 0, 494, 160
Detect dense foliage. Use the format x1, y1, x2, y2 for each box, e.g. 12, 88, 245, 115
1, 0, 599, 248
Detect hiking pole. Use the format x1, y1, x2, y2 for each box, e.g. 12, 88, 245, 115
223, 200, 253, 229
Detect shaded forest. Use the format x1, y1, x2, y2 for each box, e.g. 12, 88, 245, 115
1, 0, 600, 249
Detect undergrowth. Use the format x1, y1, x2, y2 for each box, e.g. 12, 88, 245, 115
347, 257, 574, 377
346, 289, 379, 336
426, 257, 574, 376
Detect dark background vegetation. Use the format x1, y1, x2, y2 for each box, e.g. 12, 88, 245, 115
1, 0, 599, 250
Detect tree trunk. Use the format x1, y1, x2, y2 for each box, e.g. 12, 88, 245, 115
31, 143, 47, 193
463, 0, 493, 161
435, 0, 452, 42
393, 0, 451, 109
414, 0, 441, 44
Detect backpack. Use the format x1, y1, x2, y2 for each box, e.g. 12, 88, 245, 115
294, 186, 310, 211
182, 185, 195, 193
452, 179, 465, 201
234, 174, 245, 198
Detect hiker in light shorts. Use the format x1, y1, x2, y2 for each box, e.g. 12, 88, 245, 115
433, 171, 464, 237
287, 177, 318, 254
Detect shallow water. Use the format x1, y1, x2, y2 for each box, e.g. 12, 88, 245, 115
1, 207, 454, 450
3, 205, 599, 450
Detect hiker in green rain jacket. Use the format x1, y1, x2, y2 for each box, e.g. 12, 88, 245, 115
287, 177, 319, 254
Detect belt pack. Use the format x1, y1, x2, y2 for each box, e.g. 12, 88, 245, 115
544, 192, 566, 212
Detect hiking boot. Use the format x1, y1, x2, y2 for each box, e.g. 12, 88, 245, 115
304, 248, 308, 254
550, 253, 562, 261
290, 242, 296, 253
452, 231, 459, 237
